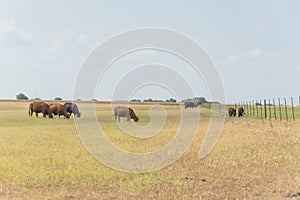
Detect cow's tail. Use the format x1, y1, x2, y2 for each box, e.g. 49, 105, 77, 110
28, 103, 32, 117
113, 106, 118, 120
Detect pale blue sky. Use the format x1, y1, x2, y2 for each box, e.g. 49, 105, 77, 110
0, 1, 299, 103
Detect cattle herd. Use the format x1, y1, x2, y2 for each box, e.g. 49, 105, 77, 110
228, 107, 245, 117
28, 101, 246, 121
28, 101, 81, 119
28, 101, 140, 122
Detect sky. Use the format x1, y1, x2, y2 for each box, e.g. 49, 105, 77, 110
0, 0, 299, 103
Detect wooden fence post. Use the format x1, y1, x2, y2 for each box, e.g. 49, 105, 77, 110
252, 100, 255, 117
249, 101, 252, 117
268, 99, 272, 121
273, 98, 277, 120
246, 102, 249, 116
260, 100, 263, 119
256, 100, 259, 118
264, 99, 267, 119
278, 98, 282, 121
291, 97, 295, 122
284, 98, 288, 121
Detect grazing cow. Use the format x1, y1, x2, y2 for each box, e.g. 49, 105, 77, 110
228, 107, 236, 117
184, 102, 201, 109
28, 101, 53, 118
64, 102, 81, 118
114, 106, 139, 122
49, 103, 70, 119
238, 107, 245, 117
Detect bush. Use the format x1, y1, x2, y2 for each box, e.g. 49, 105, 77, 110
16, 93, 29, 100
54, 97, 62, 101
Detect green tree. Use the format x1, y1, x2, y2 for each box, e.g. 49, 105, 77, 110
16, 93, 29, 100
165, 98, 176, 102
54, 97, 62, 101
131, 99, 141, 102
143, 98, 153, 102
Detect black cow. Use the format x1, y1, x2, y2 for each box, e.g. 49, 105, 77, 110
184, 102, 201, 109
64, 102, 81, 118
238, 107, 245, 117
228, 107, 236, 117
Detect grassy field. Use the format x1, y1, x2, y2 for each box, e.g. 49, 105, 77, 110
0, 101, 299, 199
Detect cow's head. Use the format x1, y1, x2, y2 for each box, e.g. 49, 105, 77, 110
133, 116, 139, 122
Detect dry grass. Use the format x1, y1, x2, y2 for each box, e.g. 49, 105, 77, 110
0, 101, 299, 199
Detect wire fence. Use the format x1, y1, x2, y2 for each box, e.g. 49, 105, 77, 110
231, 96, 299, 122
201, 96, 299, 122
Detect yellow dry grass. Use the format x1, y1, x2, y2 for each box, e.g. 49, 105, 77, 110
0, 101, 299, 199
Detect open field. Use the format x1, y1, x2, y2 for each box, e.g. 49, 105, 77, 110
0, 101, 299, 199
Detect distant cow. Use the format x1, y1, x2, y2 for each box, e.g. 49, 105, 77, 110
28, 101, 53, 118
228, 107, 236, 117
114, 106, 139, 122
184, 102, 201, 109
64, 102, 81, 118
49, 103, 70, 119
238, 107, 245, 117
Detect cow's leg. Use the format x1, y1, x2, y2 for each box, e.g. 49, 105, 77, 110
36, 112, 38, 117
118, 116, 120, 122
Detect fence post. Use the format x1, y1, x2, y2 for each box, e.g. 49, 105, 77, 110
249, 101, 252, 117
264, 99, 267, 119
268, 99, 272, 121
256, 100, 259, 118
252, 100, 255, 117
278, 98, 282, 121
284, 98, 288, 121
273, 98, 277, 120
260, 100, 263, 119
291, 97, 295, 122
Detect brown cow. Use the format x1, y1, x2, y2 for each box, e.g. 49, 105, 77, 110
114, 106, 139, 122
49, 103, 70, 119
28, 101, 53, 118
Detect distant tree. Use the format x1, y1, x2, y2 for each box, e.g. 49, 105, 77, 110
165, 98, 176, 103
16, 93, 29, 100
54, 97, 62, 101
193, 97, 208, 103
33, 97, 41, 100
131, 99, 141, 102
76, 99, 82, 101
92, 98, 97, 102
143, 98, 153, 102
182, 96, 207, 103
